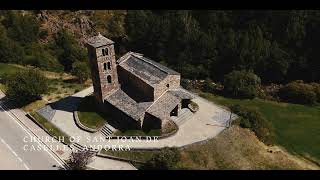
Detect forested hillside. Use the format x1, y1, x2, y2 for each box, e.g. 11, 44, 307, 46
0, 10, 319, 84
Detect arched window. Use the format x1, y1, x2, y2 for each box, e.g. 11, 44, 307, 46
103, 63, 107, 70
102, 48, 108, 56
107, 75, 112, 83
105, 48, 109, 55
107, 62, 111, 70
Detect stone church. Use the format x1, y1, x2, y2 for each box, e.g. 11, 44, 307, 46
86, 33, 194, 130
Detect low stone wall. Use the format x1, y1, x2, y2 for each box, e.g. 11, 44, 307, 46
105, 123, 179, 140
73, 111, 98, 133
188, 102, 199, 113
159, 121, 179, 139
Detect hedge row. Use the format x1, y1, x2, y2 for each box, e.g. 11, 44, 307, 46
230, 104, 275, 145
279, 80, 320, 105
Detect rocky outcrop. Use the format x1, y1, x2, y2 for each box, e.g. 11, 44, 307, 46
37, 10, 97, 45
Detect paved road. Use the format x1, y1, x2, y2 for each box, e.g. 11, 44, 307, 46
0, 97, 64, 170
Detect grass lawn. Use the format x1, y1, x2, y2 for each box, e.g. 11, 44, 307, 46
30, 112, 71, 145
114, 129, 161, 136
199, 92, 320, 163
100, 149, 157, 162
77, 95, 107, 129
0, 63, 89, 111
0, 63, 25, 76
100, 125, 319, 170
45, 77, 89, 103
0, 63, 25, 93
0, 83, 6, 93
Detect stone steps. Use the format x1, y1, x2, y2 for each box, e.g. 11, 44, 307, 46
171, 108, 193, 126
100, 124, 116, 137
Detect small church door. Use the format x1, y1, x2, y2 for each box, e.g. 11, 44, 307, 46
170, 105, 179, 117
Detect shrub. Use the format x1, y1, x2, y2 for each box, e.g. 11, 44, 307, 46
181, 79, 193, 90
66, 151, 94, 170
54, 29, 87, 71
202, 79, 223, 94
71, 61, 90, 83
188, 101, 199, 112
278, 80, 317, 105
224, 70, 261, 99
0, 73, 9, 84
310, 83, 320, 102
2, 11, 40, 45
23, 54, 64, 72
142, 147, 180, 170
230, 104, 275, 145
161, 120, 178, 135
6, 69, 48, 107
0, 27, 25, 64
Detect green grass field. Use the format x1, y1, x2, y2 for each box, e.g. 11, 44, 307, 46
0, 63, 24, 76
77, 95, 107, 129
30, 112, 71, 145
101, 149, 157, 162
0, 63, 25, 92
114, 129, 161, 136
199, 92, 320, 163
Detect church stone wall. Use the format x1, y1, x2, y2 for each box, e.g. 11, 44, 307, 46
117, 65, 154, 102
101, 101, 142, 131
153, 74, 180, 100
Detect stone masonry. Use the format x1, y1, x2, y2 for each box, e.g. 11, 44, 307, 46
86, 33, 194, 130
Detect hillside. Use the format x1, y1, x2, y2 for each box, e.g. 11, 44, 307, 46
177, 126, 319, 170
37, 10, 126, 46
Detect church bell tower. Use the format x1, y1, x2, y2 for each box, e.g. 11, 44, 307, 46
86, 33, 119, 103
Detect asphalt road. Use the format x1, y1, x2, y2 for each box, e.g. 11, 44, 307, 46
0, 99, 64, 170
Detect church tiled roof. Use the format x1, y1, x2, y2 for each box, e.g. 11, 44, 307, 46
86, 33, 114, 48
104, 89, 153, 121
104, 87, 194, 122
117, 52, 179, 86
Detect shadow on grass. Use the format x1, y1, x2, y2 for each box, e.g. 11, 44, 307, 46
63, 78, 79, 84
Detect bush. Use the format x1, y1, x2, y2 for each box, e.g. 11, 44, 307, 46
2, 11, 40, 45
54, 29, 87, 71
278, 80, 317, 105
66, 151, 94, 170
23, 54, 64, 72
224, 70, 261, 99
71, 61, 90, 83
202, 79, 222, 94
23, 42, 64, 72
6, 69, 48, 107
0, 24, 25, 64
310, 83, 320, 102
161, 120, 178, 135
0, 73, 9, 84
230, 104, 275, 145
142, 147, 180, 170
181, 79, 193, 90
188, 101, 199, 112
